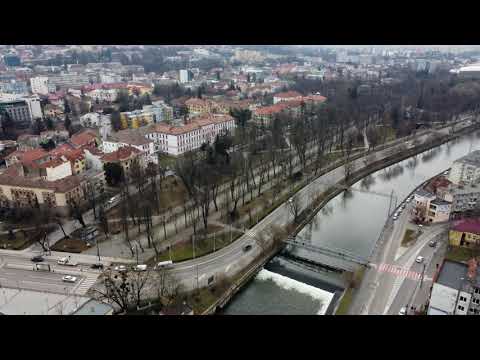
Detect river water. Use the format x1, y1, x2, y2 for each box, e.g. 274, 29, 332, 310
222, 130, 480, 315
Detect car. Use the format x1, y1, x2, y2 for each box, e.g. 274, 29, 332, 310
416, 256, 424, 263
418, 224, 423, 228
243, 244, 252, 252
443, 171, 449, 175
406, 198, 411, 203
62, 275, 77, 283
114, 265, 127, 272
154, 260, 173, 270
133, 264, 147, 271
57, 257, 78, 266
31, 255, 44, 263
394, 212, 399, 217
399, 307, 407, 315
393, 216, 398, 221
429, 240, 437, 248
91, 263, 104, 270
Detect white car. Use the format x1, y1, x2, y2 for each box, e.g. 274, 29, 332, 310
62, 275, 77, 283
57, 257, 78, 266
133, 264, 147, 271
114, 265, 127, 272
416, 256, 424, 263
393, 216, 398, 221
399, 307, 407, 315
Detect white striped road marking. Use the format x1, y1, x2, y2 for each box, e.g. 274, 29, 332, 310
378, 263, 422, 281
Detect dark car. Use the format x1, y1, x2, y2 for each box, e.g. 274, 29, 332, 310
91, 263, 104, 270
429, 240, 437, 248
243, 244, 252, 252
31, 255, 44, 263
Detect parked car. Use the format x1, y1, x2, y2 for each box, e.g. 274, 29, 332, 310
416, 256, 424, 263
114, 265, 127, 272
91, 263, 104, 270
429, 240, 437, 248
31, 255, 44, 263
133, 264, 147, 271
62, 275, 77, 283
393, 216, 398, 221
399, 307, 407, 315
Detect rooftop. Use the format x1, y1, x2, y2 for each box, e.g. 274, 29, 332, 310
455, 150, 480, 167
274, 91, 303, 99
72, 299, 113, 315
436, 260, 468, 290
101, 146, 142, 162
107, 129, 152, 146
451, 218, 480, 235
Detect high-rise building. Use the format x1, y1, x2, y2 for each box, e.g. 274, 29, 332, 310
179, 69, 190, 83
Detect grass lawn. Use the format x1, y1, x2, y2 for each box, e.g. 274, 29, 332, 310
445, 246, 480, 263
335, 288, 354, 315
336, 267, 366, 315
0, 231, 31, 250
402, 229, 416, 246
152, 230, 243, 263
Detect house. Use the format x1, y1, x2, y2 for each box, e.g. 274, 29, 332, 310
5, 148, 49, 167
427, 259, 480, 315
413, 188, 436, 222
102, 128, 156, 164
101, 146, 145, 177
426, 198, 451, 223
70, 129, 98, 149
449, 218, 480, 248
16, 134, 42, 150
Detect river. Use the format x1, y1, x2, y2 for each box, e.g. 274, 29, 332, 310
222, 129, 480, 315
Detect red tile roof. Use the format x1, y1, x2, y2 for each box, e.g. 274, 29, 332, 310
101, 146, 142, 163
19, 148, 49, 165
452, 218, 480, 235
274, 91, 303, 99
70, 130, 97, 148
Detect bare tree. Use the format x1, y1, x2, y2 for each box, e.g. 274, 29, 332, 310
287, 193, 302, 224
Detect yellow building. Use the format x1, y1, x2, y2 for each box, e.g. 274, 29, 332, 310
449, 218, 480, 247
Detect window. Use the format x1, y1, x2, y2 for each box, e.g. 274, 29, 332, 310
458, 305, 465, 311
460, 296, 467, 302
473, 298, 480, 305
475, 288, 480, 294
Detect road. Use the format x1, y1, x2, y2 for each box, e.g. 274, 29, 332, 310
147, 121, 468, 292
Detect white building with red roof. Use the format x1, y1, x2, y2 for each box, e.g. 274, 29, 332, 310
273, 91, 303, 104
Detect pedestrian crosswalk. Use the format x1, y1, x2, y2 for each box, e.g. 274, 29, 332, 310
378, 263, 422, 281
75, 273, 100, 295
245, 230, 257, 239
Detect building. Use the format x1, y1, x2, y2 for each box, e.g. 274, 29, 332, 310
144, 113, 236, 156
185, 98, 215, 115
449, 151, 480, 185
179, 69, 193, 83
101, 146, 145, 177
0, 80, 29, 95
0, 99, 32, 126
102, 129, 156, 164
413, 188, 437, 222
253, 100, 304, 126
428, 259, 480, 315
48, 73, 90, 90
458, 65, 480, 79
449, 218, 480, 248
79, 112, 112, 140
273, 91, 303, 104
441, 183, 480, 213
30, 76, 50, 95
426, 198, 451, 223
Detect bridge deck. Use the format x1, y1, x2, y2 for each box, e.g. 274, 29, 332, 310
284, 245, 362, 272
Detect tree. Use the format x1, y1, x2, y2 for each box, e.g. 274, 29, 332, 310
80, 100, 91, 114
64, 99, 71, 114
64, 114, 71, 133
287, 194, 301, 224
33, 118, 45, 135
110, 110, 122, 131
104, 163, 124, 186
45, 117, 54, 130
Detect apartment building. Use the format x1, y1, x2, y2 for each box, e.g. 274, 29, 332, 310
449, 218, 480, 248
30, 76, 50, 95
101, 146, 145, 177
449, 150, 480, 185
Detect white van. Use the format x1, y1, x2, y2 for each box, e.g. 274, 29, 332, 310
57, 257, 78, 266
154, 260, 173, 270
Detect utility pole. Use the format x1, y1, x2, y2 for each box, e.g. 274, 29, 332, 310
96, 236, 101, 263
192, 234, 196, 259
420, 262, 426, 288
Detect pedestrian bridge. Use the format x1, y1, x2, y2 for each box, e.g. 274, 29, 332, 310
283, 235, 370, 272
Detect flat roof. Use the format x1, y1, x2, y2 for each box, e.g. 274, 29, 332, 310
436, 260, 468, 290
0, 287, 90, 315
